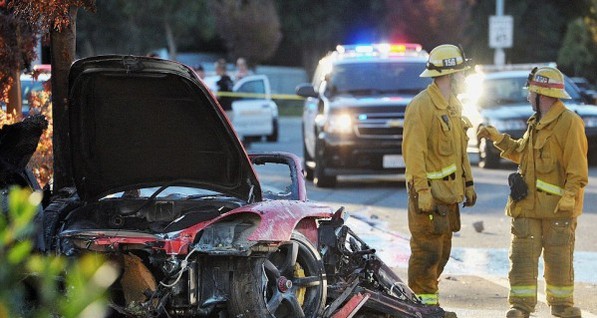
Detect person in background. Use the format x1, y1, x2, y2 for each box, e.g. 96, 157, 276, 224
478, 66, 587, 318
234, 57, 252, 81
402, 44, 476, 318
193, 64, 206, 80
214, 59, 234, 119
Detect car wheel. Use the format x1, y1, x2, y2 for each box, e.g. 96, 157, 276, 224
478, 137, 500, 169
313, 144, 336, 188
588, 149, 597, 166
266, 118, 279, 142
228, 232, 327, 318
302, 126, 315, 180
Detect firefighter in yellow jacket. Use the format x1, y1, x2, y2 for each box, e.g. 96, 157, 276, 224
478, 66, 588, 318
402, 44, 476, 310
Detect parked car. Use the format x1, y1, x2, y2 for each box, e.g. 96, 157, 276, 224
570, 76, 597, 104
296, 43, 431, 187
1, 56, 447, 318
1, 71, 51, 117
21, 72, 51, 114
462, 68, 597, 168
203, 74, 279, 142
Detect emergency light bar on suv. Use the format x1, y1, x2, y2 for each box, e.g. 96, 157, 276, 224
335, 43, 427, 57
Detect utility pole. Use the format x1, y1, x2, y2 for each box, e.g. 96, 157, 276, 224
489, 0, 512, 66
494, 0, 505, 66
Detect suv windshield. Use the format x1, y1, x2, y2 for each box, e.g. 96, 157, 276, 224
327, 62, 430, 96
480, 76, 583, 109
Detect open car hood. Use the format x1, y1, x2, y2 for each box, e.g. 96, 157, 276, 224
68, 55, 260, 202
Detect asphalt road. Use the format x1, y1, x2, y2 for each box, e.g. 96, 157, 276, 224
249, 116, 597, 317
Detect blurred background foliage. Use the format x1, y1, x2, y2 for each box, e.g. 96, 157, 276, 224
1, 0, 597, 87
73, 0, 597, 82
0, 187, 116, 318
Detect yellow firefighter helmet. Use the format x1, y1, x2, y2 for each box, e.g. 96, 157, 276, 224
525, 66, 571, 99
420, 44, 471, 78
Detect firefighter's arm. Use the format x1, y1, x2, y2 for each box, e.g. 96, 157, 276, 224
478, 125, 523, 163
402, 101, 429, 193
556, 117, 589, 213
461, 117, 476, 206
492, 130, 527, 164
477, 125, 504, 143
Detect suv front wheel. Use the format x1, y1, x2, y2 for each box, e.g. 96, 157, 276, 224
478, 137, 500, 169
313, 140, 337, 188
303, 142, 315, 181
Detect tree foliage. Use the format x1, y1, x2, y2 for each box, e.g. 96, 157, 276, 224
210, 0, 282, 65
274, 0, 385, 76
558, 18, 594, 77
77, 0, 214, 59
0, 3, 38, 103
381, 0, 476, 50
0, 187, 116, 318
9, 0, 96, 189
9, 0, 94, 31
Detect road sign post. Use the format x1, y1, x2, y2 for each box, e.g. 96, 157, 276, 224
489, 15, 513, 66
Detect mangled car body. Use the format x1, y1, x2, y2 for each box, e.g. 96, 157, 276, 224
2, 56, 446, 317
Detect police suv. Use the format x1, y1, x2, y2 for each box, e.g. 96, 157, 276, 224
296, 43, 431, 187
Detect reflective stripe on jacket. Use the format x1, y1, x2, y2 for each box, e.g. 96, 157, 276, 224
494, 101, 588, 218
403, 83, 473, 204
416, 293, 439, 305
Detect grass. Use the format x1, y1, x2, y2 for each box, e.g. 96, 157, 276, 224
276, 99, 304, 117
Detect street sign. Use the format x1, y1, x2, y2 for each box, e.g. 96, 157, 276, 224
489, 15, 513, 48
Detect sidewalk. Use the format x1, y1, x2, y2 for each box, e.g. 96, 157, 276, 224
391, 267, 597, 318
345, 216, 597, 318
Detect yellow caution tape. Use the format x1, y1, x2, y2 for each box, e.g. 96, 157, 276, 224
215, 91, 305, 100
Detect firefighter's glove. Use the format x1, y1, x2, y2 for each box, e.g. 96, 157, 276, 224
554, 192, 575, 214
417, 189, 435, 212
464, 186, 477, 207
477, 125, 503, 142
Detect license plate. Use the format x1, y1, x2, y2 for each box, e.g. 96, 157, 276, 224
383, 155, 404, 168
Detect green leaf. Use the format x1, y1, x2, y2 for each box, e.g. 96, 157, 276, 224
7, 240, 33, 264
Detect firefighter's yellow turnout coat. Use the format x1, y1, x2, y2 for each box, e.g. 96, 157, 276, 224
493, 100, 588, 312
402, 82, 474, 305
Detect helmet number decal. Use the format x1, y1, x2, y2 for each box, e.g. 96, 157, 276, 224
443, 58, 457, 67
534, 75, 549, 84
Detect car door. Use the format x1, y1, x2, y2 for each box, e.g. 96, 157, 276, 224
232, 75, 276, 138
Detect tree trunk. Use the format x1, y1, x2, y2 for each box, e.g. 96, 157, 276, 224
51, 6, 78, 190
6, 24, 22, 117
6, 68, 22, 117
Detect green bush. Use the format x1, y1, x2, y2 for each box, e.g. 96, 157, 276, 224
0, 187, 117, 318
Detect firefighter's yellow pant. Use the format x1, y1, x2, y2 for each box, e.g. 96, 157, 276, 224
407, 198, 460, 305
508, 217, 577, 313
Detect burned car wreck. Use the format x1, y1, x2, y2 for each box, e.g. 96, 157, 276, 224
2, 56, 447, 318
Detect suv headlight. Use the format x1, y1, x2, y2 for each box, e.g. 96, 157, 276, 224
325, 113, 353, 134
489, 119, 527, 131
583, 116, 597, 128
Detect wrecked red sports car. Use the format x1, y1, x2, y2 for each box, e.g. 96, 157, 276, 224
2, 56, 446, 318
